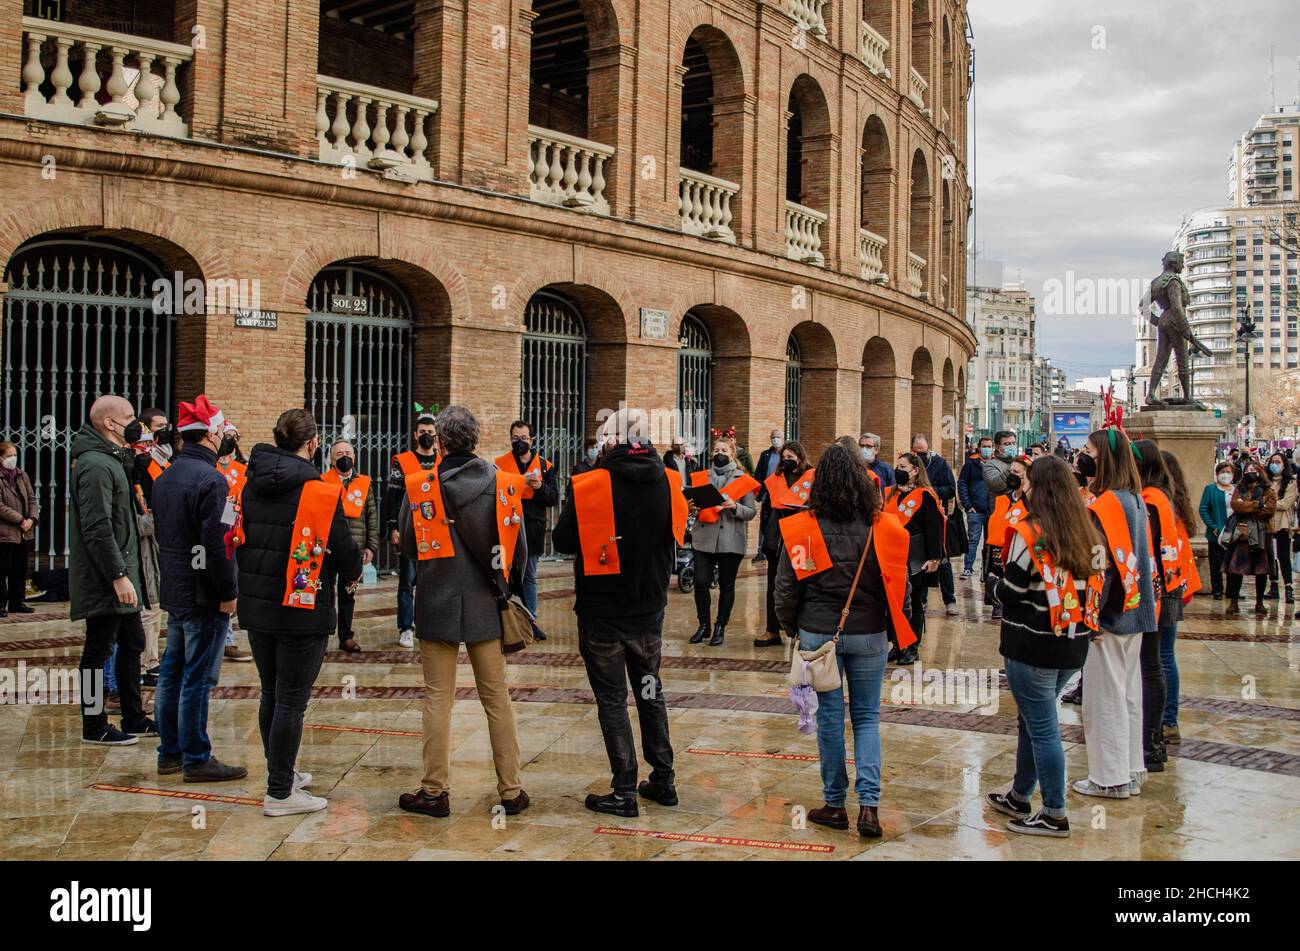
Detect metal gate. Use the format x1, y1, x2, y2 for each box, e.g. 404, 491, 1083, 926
305, 264, 412, 572
784, 336, 802, 441
521, 290, 586, 558
2, 238, 174, 570
677, 311, 712, 453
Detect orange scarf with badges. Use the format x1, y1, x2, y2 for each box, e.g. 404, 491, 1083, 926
1088, 490, 1146, 614
1141, 487, 1184, 594
323, 469, 371, 518
571, 468, 687, 576
986, 493, 1027, 551
283, 481, 343, 609
764, 467, 815, 510
495, 451, 552, 500
1008, 521, 1103, 635
690, 470, 760, 523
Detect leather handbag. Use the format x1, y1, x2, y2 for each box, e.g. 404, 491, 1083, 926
785, 527, 874, 693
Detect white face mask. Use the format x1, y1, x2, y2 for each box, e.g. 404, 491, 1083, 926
861, 447, 876, 463
771, 437, 783, 449
1217, 471, 1233, 486
1, 456, 15, 470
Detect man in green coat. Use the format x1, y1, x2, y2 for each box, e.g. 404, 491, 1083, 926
71, 394, 157, 745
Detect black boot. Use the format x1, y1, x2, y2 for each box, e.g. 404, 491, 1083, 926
1287, 585, 1295, 605
1265, 582, 1279, 600
1143, 730, 1167, 772
689, 622, 710, 644
709, 622, 725, 646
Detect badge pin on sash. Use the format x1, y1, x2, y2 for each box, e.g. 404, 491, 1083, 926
599, 535, 622, 566
801, 535, 816, 572
499, 484, 521, 529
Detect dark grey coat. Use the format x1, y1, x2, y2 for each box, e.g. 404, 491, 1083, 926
398, 456, 529, 645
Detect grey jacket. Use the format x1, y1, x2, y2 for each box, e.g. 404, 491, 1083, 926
689, 461, 757, 555
398, 455, 528, 645
982, 456, 1011, 495
1094, 488, 1157, 635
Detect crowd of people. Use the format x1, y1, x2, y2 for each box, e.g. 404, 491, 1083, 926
36, 391, 1283, 833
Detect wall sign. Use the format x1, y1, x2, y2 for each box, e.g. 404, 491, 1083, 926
640, 308, 669, 340
234, 309, 277, 330
330, 294, 369, 316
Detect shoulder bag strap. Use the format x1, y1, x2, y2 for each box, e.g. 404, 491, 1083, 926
833, 527, 874, 641
438, 482, 511, 608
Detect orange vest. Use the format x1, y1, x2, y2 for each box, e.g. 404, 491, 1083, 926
495, 451, 552, 500
216, 459, 247, 500
764, 467, 815, 510
570, 468, 687, 576
147, 457, 168, 481
1141, 487, 1184, 594
283, 481, 343, 609
322, 469, 371, 519
777, 510, 916, 648
986, 493, 1027, 550
690, 470, 760, 523
1009, 521, 1103, 635
1088, 490, 1144, 614
888, 486, 944, 529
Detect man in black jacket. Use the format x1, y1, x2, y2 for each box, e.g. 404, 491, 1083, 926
502, 419, 558, 629
151, 394, 245, 782
912, 434, 959, 617
752, 428, 785, 564
552, 407, 678, 818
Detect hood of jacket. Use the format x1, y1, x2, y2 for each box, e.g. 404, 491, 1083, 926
441, 455, 498, 506
601, 444, 667, 484
246, 443, 320, 496
71, 421, 129, 466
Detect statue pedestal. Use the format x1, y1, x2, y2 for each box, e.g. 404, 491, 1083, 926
1127, 408, 1223, 588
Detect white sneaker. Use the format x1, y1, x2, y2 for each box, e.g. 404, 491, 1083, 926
945, 602, 959, 616
398, 629, 414, 649
1128, 779, 1142, 796
1071, 778, 1130, 799
263, 789, 328, 817
293, 770, 312, 790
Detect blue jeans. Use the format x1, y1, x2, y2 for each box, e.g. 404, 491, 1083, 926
222, 613, 235, 647
522, 555, 540, 616
799, 629, 889, 806
1158, 613, 1180, 728
104, 643, 118, 694
1004, 658, 1077, 817
964, 510, 988, 572
397, 554, 417, 631
155, 611, 227, 768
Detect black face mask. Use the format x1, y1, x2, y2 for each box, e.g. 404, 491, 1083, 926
713, 453, 730, 469
894, 468, 911, 487
511, 438, 530, 457
1074, 470, 1088, 489
152, 424, 173, 447
217, 435, 236, 458
122, 419, 143, 445
417, 433, 436, 451
335, 456, 354, 474
312, 445, 324, 469
1006, 473, 1023, 492
1076, 452, 1097, 479
781, 458, 799, 476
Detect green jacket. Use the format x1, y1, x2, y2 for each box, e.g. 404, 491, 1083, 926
340, 472, 380, 556
68, 423, 145, 620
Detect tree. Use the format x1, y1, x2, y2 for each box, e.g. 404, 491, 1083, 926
1264, 204, 1300, 257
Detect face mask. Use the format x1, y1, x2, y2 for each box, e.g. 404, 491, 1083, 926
862, 447, 876, 463
894, 468, 911, 487
771, 437, 784, 449
1217, 471, 1233, 485
155, 443, 173, 462
979, 446, 993, 460
1076, 452, 1097, 478
417, 432, 436, 451
1269, 463, 1283, 476
121, 419, 143, 445
1, 456, 15, 471
311, 442, 323, 468
713, 453, 730, 469
1006, 473, 1023, 492
217, 435, 237, 458
1003, 445, 1018, 460
1074, 470, 1088, 489
781, 458, 798, 476
511, 438, 530, 457
335, 456, 354, 474
585, 448, 598, 464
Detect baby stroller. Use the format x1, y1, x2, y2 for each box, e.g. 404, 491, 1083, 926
674, 512, 719, 593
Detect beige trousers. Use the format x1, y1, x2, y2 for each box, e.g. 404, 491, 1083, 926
140, 606, 162, 669
418, 638, 523, 799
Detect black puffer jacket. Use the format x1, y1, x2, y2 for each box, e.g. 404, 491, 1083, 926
236, 444, 361, 635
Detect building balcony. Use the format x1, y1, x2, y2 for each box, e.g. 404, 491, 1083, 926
787, 0, 828, 37
858, 227, 887, 282
20, 16, 194, 139
908, 67, 930, 116
678, 168, 738, 243
316, 76, 437, 182
527, 125, 613, 215
859, 21, 891, 78
785, 201, 826, 265
907, 251, 926, 297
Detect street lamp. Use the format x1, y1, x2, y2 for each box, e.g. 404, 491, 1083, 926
1237, 304, 1257, 430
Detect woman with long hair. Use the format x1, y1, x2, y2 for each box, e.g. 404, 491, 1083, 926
687, 433, 758, 646
1224, 457, 1276, 617
985, 456, 1102, 837
773, 442, 913, 838
1264, 450, 1296, 604
1073, 428, 1156, 800
984, 455, 1031, 621
1159, 450, 1196, 746
885, 451, 944, 665
756, 440, 811, 648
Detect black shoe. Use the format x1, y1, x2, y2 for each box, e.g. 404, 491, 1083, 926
1265, 583, 1279, 600
1060, 683, 1083, 705
887, 645, 901, 663
501, 790, 530, 815
158, 755, 183, 775
1288, 585, 1295, 605
8, 603, 34, 614
896, 645, 918, 665
0, 608, 7, 619
753, 632, 782, 648
141, 671, 158, 688
1007, 811, 1070, 838
752, 551, 767, 564
638, 779, 679, 806
990, 605, 1003, 620
1212, 590, 1223, 600
986, 790, 1032, 819
689, 622, 710, 644
182, 756, 248, 783
533, 630, 547, 642
585, 792, 638, 817
124, 717, 159, 737
82, 725, 138, 746
399, 788, 450, 817
708, 622, 725, 646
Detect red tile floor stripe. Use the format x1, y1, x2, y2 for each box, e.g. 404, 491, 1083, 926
592, 825, 834, 854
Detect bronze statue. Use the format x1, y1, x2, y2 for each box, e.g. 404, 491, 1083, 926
1146, 250, 1212, 408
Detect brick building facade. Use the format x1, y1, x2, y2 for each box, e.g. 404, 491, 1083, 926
0, 0, 972, 565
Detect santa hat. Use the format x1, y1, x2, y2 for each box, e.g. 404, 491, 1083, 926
177, 394, 226, 434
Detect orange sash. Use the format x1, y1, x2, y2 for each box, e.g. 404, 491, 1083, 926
868, 468, 881, 491
777, 510, 915, 648
1009, 521, 1102, 635
985, 493, 1027, 550
1142, 487, 1184, 593
1175, 519, 1202, 598
690, 470, 760, 523
147, 458, 168, 481
395, 450, 437, 477
405, 468, 455, 560
323, 469, 371, 519
492, 471, 527, 580
216, 459, 247, 500
283, 481, 343, 609
495, 451, 552, 500
888, 486, 942, 528
1080, 487, 1096, 506
570, 468, 686, 576
764, 467, 815, 510
1089, 491, 1143, 613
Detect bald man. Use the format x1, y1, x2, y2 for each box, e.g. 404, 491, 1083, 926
71, 395, 157, 745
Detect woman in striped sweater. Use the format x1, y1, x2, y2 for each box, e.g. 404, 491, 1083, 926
985, 455, 1103, 838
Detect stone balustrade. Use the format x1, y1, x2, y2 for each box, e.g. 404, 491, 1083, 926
20, 16, 194, 138
908, 251, 927, 297
787, 0, 828, 37
909, 66, 930, 115
679, 168, 738, 242
859, 228, 887, 282
528, 125, 613, 215
860, 21, 891, 77
785, 201, 827, 265
316, 76, 437, 181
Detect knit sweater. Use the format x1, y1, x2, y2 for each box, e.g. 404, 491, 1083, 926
995, 532, 1090, 670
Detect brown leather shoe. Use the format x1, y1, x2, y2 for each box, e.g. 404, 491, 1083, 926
399, 788, 450, 818
857, 805, 882, 838
807, 804, 849, 830
1225, 599, 1240, 616
501, 790, 530, 816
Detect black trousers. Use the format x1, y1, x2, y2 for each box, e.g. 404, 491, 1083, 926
79, 611, 147, 734
0, 539, 28, 609
1226, 572, 1268, 601
1269, 530, 1292, 586
336, 583, 356, 644
1207, 537, 1225, 595
1140, 629, 1166, 744
578, 623, 674, 797
763, 545, 781, 634
908, 570, 927, 646
247, 630, 329, 798
693, 550, 742, 626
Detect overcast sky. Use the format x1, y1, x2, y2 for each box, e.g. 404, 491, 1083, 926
968, 0, 1300, 384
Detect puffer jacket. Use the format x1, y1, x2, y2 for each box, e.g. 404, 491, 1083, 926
151, 442, 238, 614
689, 460, 757, 555
0, 469, 37, 543
67, 423, 145, 621
237, 444, 361, 635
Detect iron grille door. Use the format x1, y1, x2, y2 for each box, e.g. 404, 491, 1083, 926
2, 239, 173, 570
784, 336, 802, 441
677, 312, 712, 453
305, 265, 412, 573
521, 291, 586, 559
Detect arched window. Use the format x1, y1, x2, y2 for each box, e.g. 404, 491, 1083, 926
784, 336, 803, 440
677, 312, 712, 454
